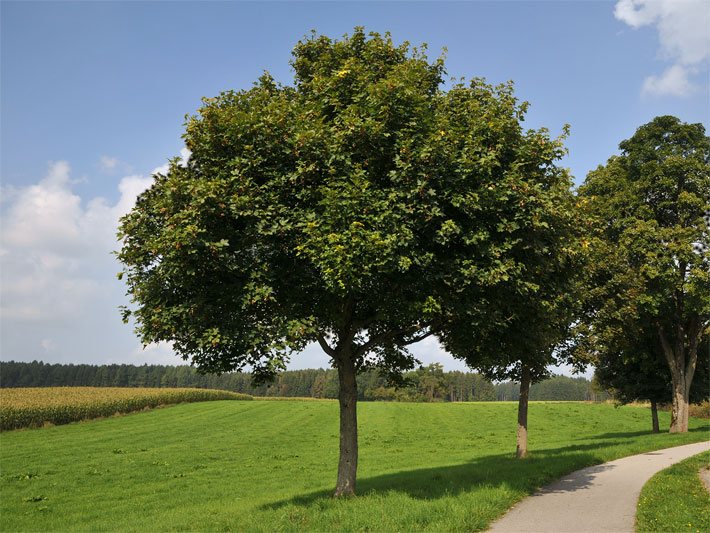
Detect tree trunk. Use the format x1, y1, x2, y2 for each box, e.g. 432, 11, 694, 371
516, 364, 531, 459
334, 352, 358, 497
650, 399, 659, 434
669, 379, 690, 433
659, 324, 697, 434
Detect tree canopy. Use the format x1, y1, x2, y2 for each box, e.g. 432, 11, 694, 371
577, 115, 709, 433
118, 28, 578, 494
434, 115, 582, 458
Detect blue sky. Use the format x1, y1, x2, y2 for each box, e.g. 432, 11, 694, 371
1, 1, 708, 373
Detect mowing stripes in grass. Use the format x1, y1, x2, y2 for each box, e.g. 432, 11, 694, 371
636, 451, 710, 533
1, 401, 708, 532
0, 387, 252, 430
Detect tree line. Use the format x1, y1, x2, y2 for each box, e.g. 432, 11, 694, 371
116, 28, 708, 495
0, 360, 605, 402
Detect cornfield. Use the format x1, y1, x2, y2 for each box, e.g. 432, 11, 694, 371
0, 387, 252, 431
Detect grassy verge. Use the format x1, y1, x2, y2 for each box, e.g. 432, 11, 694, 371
1, 400, 707, 531
636, 451, 710, 533
0, 387, 252, 430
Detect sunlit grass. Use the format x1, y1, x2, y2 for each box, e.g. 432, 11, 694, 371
1, 400, 707, 531
636, 451, 710, 533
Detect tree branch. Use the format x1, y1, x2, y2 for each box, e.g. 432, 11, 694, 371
353, 330, 397, 358
406, 328, 436, 344
353, 321, 439, 359
317, 334, 337, 359
657, 323, 676, 372
685, 315, 702, 393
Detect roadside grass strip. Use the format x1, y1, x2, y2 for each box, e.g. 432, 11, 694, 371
636, 451, 710, 533
0, 387, 252, 430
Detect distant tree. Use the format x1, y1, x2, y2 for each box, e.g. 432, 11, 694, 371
310, 371, 328, 398
444, 371, 495, 401
414, 363, 446, 401
529, 375, 594, 402
370, 385, 397, 401
577, 116, 709, 433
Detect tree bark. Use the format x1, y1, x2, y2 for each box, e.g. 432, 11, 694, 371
669, 381, 690, 433
650, 399, 659, 434
334, 352, 358, 497
516, 364, 531, 459
658, 324, 696, 433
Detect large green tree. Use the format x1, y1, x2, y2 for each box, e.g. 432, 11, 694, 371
439, 167, 582, 457
578, 116, 709, 433
118, 28, 576, 495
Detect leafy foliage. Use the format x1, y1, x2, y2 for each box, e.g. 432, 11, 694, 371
574, 115, 709, 431
576, 116, 709, 356
434, 122, 582, 384
118, 29, 449, 379
118, 28, 578, 382
594, 327, 709, 406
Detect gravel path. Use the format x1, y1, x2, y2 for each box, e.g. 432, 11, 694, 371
487, 441, 710, 533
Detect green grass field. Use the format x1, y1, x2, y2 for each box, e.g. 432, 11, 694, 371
1, 400, 707, 532
636, 451, 710, 533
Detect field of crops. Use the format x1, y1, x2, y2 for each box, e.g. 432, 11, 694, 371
0, 387, 252, 430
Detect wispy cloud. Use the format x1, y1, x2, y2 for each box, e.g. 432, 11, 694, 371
615, 0, 709, 97
641, 64, 696, 97
99, 155, 120, 172
41, 339, 56, 352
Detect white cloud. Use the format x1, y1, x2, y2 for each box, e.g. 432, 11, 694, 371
41, 339, 56, 352
0, 161, 153, 323
151, 147, 191, 176
642, 64, 696, 97
100, 155, 120, 172
130, 341, 181, 366
0, 151, 205, 366
615, 0, 709, 96
614, 0, 657, 28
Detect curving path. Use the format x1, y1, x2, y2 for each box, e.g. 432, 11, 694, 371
488, 441, 710, 533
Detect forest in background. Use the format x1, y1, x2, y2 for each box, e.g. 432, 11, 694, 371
0, 361, 606, 402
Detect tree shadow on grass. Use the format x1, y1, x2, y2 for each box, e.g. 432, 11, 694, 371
261, 441, 627, 510
580, 426, 708, 440
262, 432, 710, 511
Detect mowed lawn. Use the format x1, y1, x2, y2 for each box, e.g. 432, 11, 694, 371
1, 400, 707, 532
